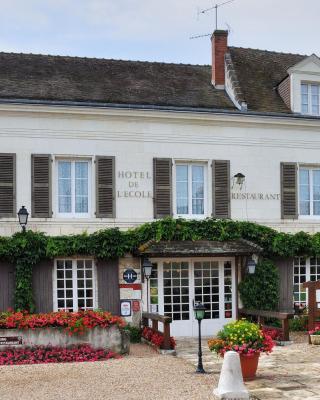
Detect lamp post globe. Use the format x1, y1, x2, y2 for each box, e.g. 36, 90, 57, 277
17, 206, 29, 233
142, 258, 153, 279
193, 302, 206, 373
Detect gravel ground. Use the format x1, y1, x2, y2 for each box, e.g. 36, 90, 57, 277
0, 344, 215, 400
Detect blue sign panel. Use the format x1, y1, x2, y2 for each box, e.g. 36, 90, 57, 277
123, 268, 138, 284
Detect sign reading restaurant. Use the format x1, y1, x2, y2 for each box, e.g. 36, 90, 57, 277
231, 193, 280, 200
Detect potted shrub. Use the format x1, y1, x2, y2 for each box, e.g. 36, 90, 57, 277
309, 325, 320, 345
208, 319, 274, 380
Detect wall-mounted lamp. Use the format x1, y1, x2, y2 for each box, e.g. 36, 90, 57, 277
247, 257, 257, 274
234, 173, 245, 186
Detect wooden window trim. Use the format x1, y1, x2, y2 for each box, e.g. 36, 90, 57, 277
52, 258, 98, 312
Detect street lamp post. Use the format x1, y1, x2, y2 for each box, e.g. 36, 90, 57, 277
193, 302, 207, 374
17, 206, 29, 233
142, 258, 153, 313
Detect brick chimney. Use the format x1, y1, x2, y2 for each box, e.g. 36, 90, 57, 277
211, 30, 228, 89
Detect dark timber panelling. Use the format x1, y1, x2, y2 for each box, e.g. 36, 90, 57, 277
275, 257, 294, 312
32, 259, 54, 313
97, 259, 120, 315
0, 261, 15, 311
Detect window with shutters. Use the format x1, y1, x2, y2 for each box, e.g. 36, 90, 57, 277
174, 163, 207, 218
53, 258, 97, 312
56, 159, 91, 218
299, 167, 320, 217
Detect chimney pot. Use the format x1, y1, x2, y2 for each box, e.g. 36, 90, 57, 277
211, 30, 228, 89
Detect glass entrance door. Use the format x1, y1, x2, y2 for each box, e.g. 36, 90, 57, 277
192, 260, 234, 336
162, 261, 191, 336
153, 258, 235, 337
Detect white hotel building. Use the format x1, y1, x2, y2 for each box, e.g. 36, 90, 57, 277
0, 31, 320, 336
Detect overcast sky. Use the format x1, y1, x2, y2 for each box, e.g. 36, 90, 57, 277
0, 0, 319, 65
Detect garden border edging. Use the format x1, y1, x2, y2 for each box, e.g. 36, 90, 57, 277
0, 325, 130, 354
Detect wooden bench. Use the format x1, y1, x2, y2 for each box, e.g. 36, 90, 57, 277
239, 308, 294, 341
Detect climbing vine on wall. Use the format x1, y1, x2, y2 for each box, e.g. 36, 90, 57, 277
238, 260, 280, 311
1, 217, 320, 311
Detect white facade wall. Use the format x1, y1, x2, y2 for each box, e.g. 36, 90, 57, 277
1, 103, 320, 235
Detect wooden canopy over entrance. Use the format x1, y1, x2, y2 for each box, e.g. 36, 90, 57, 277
137, 239, 262, 258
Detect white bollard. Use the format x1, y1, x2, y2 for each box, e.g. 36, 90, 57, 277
213, 351, 249, 400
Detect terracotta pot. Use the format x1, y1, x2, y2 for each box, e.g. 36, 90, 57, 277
310, 335, 320, 345
239, 353, 260, 380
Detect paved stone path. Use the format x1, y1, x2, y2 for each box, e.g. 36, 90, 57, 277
176, 333, 320, 399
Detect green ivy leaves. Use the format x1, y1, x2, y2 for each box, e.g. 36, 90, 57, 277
238, 260, 280, 311
2, 217, 318, 311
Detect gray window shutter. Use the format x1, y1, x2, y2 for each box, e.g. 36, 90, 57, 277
0, 153, 16, 217
212, 160, 230, 219
32, 259, 54, 313
153, 158, 172, 219
96, 156, 115, 218
97, 259, 120, 314
281, 162, 297, 219
31, 154, 52, 218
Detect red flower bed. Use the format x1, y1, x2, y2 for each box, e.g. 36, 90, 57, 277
0, 344, 120, 365
0, 310, 126, 336
262, 327, 284, 341
141, 327, 176, 349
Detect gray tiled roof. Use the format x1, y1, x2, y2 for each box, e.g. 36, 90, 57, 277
0, 48, 310, 113
0, 52, 234, 110
229, 47, 304, 113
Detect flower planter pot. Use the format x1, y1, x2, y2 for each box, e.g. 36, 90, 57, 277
310, 335, 320, 345
239, 353, 260, 380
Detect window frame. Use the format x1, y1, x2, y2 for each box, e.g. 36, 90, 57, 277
173, 161, 208, 219
300, 82, 320, 116
298, 165, 320, 219
55, 158, 92, 218
293, 257, 320, 307
52, 258, 98, 312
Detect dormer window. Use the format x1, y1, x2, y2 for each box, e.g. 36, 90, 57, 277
301, 83, 320, 115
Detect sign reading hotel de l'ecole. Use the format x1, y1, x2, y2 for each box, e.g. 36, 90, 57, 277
117, 170, 152, 198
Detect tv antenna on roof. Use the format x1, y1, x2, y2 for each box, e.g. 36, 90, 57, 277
190, 0, 236, 39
